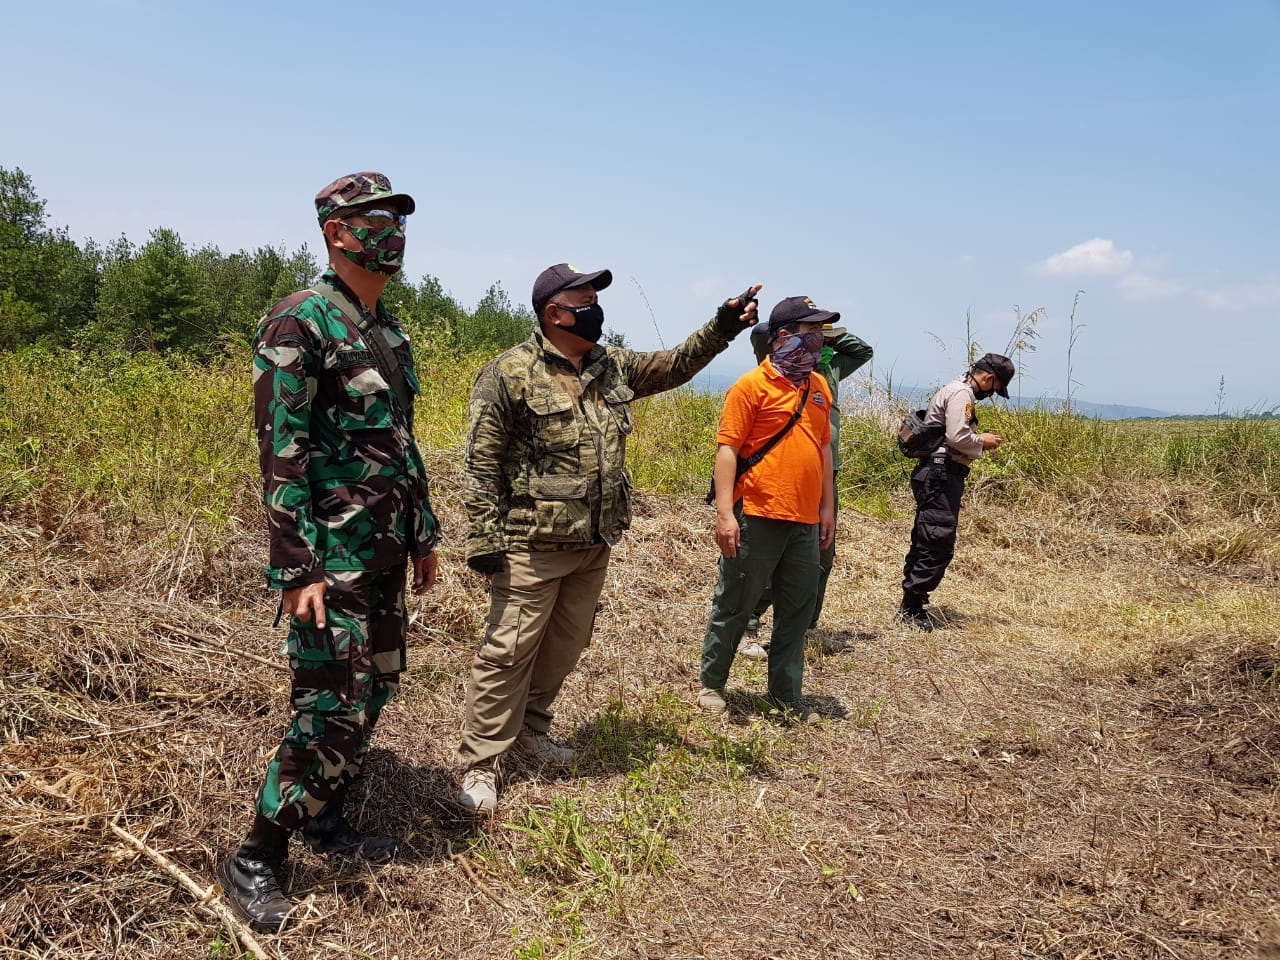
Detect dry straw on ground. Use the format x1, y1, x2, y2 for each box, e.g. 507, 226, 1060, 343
1, 461, 1278, 959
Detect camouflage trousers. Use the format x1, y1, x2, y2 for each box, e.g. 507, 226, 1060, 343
255, 564, 408, 830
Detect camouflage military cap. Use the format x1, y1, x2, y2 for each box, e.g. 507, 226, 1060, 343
315, 172, 416, 224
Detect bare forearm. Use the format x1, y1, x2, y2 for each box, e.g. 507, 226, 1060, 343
714, 445, 739, 518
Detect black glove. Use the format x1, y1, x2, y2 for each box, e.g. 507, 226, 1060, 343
713, 286, 759, 338
467, 552, 506, 575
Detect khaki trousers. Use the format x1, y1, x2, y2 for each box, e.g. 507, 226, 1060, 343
458, 544, 611, 768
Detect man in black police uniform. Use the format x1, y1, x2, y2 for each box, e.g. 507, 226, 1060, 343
898, 352, 1014, 630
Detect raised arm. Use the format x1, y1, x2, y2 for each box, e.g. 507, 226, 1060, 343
826, 330, 874, 381
619, 285, 762, 399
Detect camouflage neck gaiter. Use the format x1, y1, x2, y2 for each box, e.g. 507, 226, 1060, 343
341, 223, 406, 275
772, 330, 824, 384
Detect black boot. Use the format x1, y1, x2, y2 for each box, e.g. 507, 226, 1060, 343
218, 814, 292, 933
299, 786, 397, 863
897, 591, 933, 632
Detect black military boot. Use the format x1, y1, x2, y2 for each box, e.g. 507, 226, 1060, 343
897, 591, 934, 632
299, 786, 398, 863
218, 814, 292, 933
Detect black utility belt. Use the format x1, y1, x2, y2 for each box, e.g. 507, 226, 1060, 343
926, 455, 970, 475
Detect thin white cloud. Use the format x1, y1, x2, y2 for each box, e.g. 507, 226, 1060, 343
1118, 272, 1188, 302
1197, 281, 1280, 311
1036, 238, 1135, 276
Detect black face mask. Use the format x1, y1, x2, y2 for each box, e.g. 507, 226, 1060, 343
973, 386, 995, 400
555, 302, 605, 344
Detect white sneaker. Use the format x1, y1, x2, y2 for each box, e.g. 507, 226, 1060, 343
697, 687, 727, 714
458, 766, 498, 816
738, 640, 768, 661
515, 727, 575, 767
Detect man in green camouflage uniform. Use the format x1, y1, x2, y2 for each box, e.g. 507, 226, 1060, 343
219, 172, 440, 933
457, 264, 761, 815
738, 317, 873, 657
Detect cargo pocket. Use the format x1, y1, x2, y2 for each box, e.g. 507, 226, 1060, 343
603, 384, 635, 436
478, 596, 527, 668
287, 620, 358, 711
525, 391, 580, 472
615, 468, 633, 530
334, 359, 396, 432
529, 474, 592, 544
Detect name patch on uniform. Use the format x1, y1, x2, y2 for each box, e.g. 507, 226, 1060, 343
337, 349, 376, 368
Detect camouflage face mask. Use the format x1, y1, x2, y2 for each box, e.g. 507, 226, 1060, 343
772, 329, 824, 383
340, 222, 406, 275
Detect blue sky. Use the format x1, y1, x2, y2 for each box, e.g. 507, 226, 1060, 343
7, 0, 1278, 413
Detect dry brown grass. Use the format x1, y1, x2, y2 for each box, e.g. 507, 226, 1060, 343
2, 467, 1278, 960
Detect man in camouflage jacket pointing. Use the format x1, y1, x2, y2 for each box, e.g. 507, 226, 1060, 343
456, 264, 760, 815
220, 172, 439, 933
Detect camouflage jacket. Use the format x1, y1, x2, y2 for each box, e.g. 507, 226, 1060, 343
252, 268, 439, 589
464, 318, 735, 557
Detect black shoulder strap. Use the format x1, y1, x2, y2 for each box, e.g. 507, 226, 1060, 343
735, 378, 811, 481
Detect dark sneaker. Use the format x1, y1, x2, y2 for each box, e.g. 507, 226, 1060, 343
218, 853, 291, 934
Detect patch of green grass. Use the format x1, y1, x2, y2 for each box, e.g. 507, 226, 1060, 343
581, 693, 691, 770
505, 754, 691, 915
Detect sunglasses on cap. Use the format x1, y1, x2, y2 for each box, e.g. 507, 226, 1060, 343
338, 208, 406, 230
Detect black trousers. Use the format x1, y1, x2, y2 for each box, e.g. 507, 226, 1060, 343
902, 458, 969, 599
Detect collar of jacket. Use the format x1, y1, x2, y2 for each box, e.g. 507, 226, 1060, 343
532, 326, 607, 371
320, 267, 391, 323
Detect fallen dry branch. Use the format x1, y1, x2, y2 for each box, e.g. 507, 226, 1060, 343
0, 762, 277, 960
450, 853, 508, 911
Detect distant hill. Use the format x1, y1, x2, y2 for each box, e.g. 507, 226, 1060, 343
683, 372, 1180, 420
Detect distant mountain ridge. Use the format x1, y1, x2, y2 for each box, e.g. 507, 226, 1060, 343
684, 372, 1180, 420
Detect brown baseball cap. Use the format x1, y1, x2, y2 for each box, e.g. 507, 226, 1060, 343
314, 171, 416, 224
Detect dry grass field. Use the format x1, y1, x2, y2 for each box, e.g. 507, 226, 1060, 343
1, 352, 1278, 959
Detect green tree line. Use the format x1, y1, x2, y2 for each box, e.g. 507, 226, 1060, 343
0, 166, 572, 356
